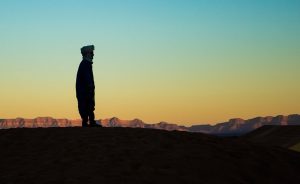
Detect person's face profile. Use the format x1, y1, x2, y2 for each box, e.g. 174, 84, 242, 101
86, 51, 94, 59
91, 52, 94, 59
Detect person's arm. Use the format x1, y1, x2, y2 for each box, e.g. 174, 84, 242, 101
83, 64, 95, 101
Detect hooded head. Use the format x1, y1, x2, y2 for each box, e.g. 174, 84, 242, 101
81, 45, 95, 62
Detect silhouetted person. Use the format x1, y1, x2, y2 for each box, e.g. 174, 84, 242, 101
76, 45, 102, 127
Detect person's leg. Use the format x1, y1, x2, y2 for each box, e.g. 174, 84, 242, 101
88, 101, 102, 127
79, 111, 88, 127
88, 110, 95, 124
78, 101, 89, 127
88, 102, 96, 125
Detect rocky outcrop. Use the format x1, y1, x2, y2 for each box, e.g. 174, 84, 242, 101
188, 114, 300, 135
1, 114, 300, 135
146, 122, 188, 131
99, 117, 146, 128
0, 117, 81, 129
188, 124, 213, 133
99, 118, 187, 131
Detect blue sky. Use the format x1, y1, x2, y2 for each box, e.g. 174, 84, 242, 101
0, 0, 299, 124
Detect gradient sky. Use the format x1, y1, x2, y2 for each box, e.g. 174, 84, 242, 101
0, 0, 299, 125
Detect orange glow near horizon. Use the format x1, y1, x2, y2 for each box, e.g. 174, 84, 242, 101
0, 1, 300, 126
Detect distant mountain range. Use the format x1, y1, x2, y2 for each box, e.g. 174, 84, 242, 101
1, 114, 300, 135
189, 114, 300, 135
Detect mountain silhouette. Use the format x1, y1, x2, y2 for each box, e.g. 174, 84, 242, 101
1, 114, 300, 135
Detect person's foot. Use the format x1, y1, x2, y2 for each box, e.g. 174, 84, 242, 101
89, 121, 103, 127
82, 123, 89, 127
90, 123, 103, 127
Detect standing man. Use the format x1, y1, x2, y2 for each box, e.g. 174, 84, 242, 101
76, 45, 102, 127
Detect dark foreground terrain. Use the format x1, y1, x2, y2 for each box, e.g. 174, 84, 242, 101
244, 125, 300, 148
0, 127, 300, 184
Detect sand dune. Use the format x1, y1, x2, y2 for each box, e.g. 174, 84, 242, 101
0, 127, 299, 184
244, 125, 300, 151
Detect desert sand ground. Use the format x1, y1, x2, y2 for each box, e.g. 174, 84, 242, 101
0, 127, 299, 184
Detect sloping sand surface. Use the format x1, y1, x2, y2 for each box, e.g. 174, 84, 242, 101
0, 127, 299, 184
244, 125, 300, 148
